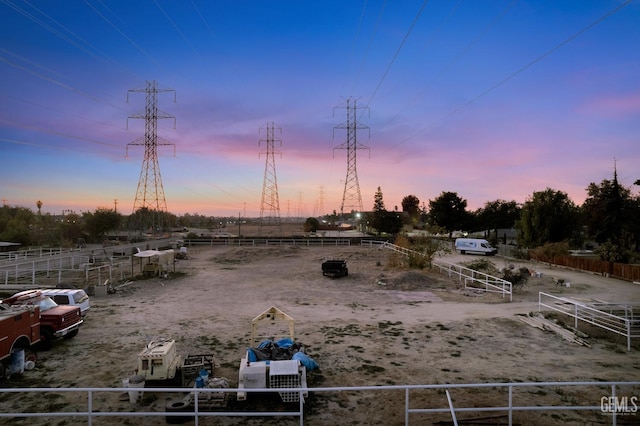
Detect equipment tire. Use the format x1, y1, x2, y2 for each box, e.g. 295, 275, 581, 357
165, 400, 191, 424
63, 329, 79, 339
38, 329, 54, 351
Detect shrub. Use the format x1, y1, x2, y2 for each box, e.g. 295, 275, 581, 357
501, 265, 530, 290
530, 242, 569, 260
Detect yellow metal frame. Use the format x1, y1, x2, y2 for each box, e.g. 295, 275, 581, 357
250, 306, 295, 347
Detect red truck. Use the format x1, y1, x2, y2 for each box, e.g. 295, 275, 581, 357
2, 290, 83, 350
0, 303, 40, 377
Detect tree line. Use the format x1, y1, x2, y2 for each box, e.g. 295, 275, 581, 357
2, 171, 638, 263
358, 170, 640, 264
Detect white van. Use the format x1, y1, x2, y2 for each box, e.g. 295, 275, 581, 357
454, 238, 497, 256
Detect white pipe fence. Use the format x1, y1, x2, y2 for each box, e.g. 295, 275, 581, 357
0, 239, 353, 288
539, 292, 640, 351
363, 240, 512, 301
182, 238, 353, 247
0, 381, 638, 425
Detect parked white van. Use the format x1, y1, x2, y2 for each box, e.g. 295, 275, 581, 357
454, 238, 497, 256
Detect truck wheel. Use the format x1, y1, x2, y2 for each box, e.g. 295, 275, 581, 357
165, 400, 191, 424
64, 329, 79, 339
460, 250, 466, 255
37, 329, 54, 351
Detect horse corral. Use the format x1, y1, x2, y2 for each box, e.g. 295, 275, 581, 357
0, 243, 639, 425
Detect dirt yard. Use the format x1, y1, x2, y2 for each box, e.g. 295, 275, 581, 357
1, 240, 640, 425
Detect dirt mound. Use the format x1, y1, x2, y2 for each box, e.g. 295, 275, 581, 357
374, 270, 450, 291
212, 245, 302, 264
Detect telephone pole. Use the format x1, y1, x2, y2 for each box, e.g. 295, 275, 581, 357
126, 80, 176, 234
333, 97, 369, 217
259, 122, 282, 235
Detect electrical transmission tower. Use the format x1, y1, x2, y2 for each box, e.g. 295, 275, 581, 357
313, 185, 325, 217
126, 80, 176, 233
333, 97, 369, 216
259, 122, 282, 235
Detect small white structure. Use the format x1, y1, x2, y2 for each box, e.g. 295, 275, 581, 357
133, 249, 175, 276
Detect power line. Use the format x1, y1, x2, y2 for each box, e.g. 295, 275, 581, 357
153, 0, 200, 57
363, 0, 429, 112
189, 0, 216, 39
385, 0, 633, 151
82, 0, 159, 68
350, 0, 386, 94
380, 0, 516, 131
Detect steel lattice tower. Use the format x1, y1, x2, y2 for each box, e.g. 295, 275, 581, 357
126, 80, 176, 232
259, 122, 282, 235
333, 97, 369, 216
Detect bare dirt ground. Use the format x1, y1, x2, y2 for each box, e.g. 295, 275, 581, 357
2, 234, 640, 425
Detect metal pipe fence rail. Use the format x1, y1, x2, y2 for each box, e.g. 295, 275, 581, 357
0, 238, 354, 288
0, 247, 74, 262
0, 256, 136, 288
0, 240, 173, 264
182, 238, 353, 247
0, 254, 91, 286
0, 238, 178, 287
0, 381, 638, 425
364, 240, 512, 301
538, 292, 640, 351
433, 260, 513, 301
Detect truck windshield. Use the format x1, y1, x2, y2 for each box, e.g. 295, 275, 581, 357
37, 296, 58, 312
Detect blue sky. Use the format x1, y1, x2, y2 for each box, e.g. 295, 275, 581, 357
1, 0, 638, 217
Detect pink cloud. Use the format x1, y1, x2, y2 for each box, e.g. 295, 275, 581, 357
578, 91, 640, 117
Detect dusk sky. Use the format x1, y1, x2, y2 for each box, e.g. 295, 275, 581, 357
1, 1, 638, 218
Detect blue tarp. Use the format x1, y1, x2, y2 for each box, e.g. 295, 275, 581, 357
246, 338, 319, 371
292, 352, 319, 371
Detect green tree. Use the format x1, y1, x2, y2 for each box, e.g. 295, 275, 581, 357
373, 186, 385, 212
517, 188, 580, 248
475, 199, 521, 240
378, 211, 404, 235
371, 187, 385, 234
60, 212, 84, 245
582, 169, 639, 256
428, 192, 472, 235
84, 208, 123, 242
0, 206, 36, 245
303, 217, 320, 232
369, 187, 403, 235
401, 195, 421, 224
396, 235, 449, 269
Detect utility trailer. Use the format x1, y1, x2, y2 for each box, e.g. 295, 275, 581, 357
322, 259, 348, 278
237, 306, 316, 403
135, 339, 214, 387
141, 339, 227, 424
